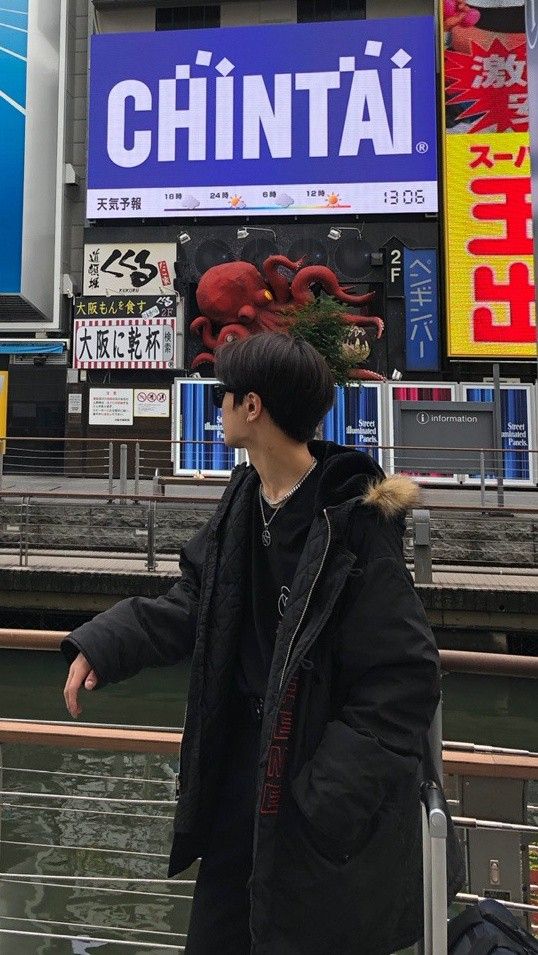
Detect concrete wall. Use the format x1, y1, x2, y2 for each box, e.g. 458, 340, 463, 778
94, 5, 155, 31
366, 0, 434, 16
221, 0, 296, 25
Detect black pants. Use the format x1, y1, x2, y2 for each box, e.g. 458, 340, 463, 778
185, 698, 261, 955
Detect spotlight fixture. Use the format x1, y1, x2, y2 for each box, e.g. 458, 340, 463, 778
370, 251, 385, 267
236, 226, 277, 241
178, 232, 191, 245
327, 225, 364, 241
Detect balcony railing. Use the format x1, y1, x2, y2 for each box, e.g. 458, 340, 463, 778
0, 647, 536, 951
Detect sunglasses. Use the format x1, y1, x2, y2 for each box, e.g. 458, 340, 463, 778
212, 383, 243, 408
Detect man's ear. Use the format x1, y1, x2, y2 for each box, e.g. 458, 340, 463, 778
245, 392, 263, 421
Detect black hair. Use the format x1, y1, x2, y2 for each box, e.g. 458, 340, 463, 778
214, 333, 335, 443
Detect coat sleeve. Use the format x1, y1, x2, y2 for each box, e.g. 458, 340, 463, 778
291, 555, 440, 848
60, 522, 209, 687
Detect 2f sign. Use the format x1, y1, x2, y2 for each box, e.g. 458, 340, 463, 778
391, 248, 402, 284
385, 239, 405, 298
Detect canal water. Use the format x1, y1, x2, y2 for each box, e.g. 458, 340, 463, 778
0, 647, 536, 953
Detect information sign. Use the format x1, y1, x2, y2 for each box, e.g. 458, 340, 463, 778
89, 388, 133, 426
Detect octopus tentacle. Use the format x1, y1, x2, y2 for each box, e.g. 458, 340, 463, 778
262, 256, 303, 304
191, 352, 216, 368
343, 314, 385, 340
215, 323, 253, 344
348, 367, 386, 382
191, 316, 219, 349
291, 266, 375, 306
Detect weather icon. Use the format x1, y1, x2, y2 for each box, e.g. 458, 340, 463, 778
274, 192, 294, 208
177, 195, 200, 209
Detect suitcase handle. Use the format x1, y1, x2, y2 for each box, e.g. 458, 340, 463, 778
422, 781, 449, 955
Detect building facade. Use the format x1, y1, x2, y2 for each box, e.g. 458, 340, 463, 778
0, 0, 535, 480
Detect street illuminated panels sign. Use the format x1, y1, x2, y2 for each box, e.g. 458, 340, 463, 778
87, 17, 438, 218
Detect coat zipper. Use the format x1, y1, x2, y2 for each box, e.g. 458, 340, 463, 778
249, 509, 332, 951
277, 509, 331, 693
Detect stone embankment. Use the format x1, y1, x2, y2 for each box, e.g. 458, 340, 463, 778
0, 500, 535, 567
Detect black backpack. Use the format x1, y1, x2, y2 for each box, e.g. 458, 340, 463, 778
448, 898, 538, 954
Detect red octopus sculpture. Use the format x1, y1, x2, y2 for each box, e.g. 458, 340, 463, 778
190, 255, 385, 381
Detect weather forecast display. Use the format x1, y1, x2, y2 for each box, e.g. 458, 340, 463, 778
87, 17, 438, 218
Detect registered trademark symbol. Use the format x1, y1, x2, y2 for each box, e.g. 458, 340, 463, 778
416, 141, 429, 154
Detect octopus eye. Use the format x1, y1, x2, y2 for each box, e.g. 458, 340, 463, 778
263, 290, 273, 301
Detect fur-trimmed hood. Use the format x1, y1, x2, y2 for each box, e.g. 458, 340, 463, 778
309, 440, 420, 520
361, 472, 420, 518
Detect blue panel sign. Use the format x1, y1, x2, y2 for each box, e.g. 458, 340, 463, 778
87, 17, 438, 218
0, 1, 28, 293
403, 248, 439, 372
322, 384, 381, 464
465, 386, 532, 482
177, 381, 236, 474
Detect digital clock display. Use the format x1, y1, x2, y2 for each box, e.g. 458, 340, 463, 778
384, 189, 426, 205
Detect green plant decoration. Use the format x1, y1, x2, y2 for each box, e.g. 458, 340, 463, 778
285, 294, 361, 385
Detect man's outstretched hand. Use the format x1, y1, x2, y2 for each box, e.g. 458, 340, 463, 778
64, 652, 98, 718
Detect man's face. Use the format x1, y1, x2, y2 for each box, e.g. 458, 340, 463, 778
221, 390, 246, 448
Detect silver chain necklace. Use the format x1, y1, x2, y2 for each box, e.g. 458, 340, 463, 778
258, 458, 317, 547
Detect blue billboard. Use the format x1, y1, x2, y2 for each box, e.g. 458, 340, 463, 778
175, 380, 236, 474
0, 1, 28, 293
403, 248, 440, 372
323, 384, 382, 464
464, 386, 533, 483
87, 17, 438, 218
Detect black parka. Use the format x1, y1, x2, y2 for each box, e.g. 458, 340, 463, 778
63, 442, 464, 955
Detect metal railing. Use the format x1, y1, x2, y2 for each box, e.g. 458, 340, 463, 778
0, 647, 536, 950
0, 436, 536, 492
0, 491, 535, 576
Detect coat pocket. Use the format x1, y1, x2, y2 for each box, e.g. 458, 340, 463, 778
285, 793, 371, 867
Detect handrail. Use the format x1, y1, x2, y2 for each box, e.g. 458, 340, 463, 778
2, 634, 537, 680
440, 650, 538, 679
456, 893, 538, 915
2, 435, 537, 455
0, 720, 179, 754
0, 489, 535, 515
0, 490, 213, 504
442, 751, 537, 781
0, 628, 69, 650
0, 720, 536, 781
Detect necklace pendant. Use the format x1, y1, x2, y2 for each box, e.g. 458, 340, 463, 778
262, 528, 271, 547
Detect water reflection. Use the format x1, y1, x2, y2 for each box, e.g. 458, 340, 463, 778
0, 651, 536, 952
0, 745, 195, 953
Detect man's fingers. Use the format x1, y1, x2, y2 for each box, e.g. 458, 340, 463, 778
64, 671, 82, 719
63, 654, 94, 719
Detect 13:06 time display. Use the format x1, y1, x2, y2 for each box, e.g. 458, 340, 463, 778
383, 188, 425, 205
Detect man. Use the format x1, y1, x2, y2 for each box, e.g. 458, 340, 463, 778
63, 333, 463, 955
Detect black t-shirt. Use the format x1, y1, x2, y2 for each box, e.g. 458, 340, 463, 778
235, 464, 320, 700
